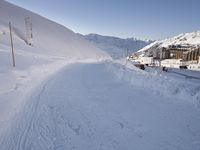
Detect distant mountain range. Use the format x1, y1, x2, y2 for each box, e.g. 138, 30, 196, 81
79, 33, 153, 59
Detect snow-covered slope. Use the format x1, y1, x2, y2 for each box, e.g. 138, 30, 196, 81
81, 33, 152, 59
0, 0, 109, 59
138, 31, 200, 55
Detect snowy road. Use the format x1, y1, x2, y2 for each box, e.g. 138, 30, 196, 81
1, 62, 200, 150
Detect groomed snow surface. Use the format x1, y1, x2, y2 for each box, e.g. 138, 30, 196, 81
0, 0, 200, 150
1, 62, 200, 150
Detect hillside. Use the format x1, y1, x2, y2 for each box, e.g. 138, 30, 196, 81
137, 31, 200, 56
0, 0, 108, 59
81, 33, 152, 59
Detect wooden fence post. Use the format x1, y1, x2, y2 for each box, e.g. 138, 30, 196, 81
9, 22, 15, 67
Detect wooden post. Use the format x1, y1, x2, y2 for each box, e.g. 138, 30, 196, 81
9, 22, 15, 67
125, 49, 129, 65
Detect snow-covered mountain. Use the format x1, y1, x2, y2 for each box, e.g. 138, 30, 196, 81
138, 31, 200, 56
81, 33, 153, 59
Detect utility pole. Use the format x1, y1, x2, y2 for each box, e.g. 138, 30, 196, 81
9, 22, 15, 67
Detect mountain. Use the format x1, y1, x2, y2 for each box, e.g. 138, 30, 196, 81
0, 0, 108, 60
137, 31, 200, 56
80, 33, 153, 59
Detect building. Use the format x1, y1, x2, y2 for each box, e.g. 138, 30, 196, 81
159, 46, 190, 60
183, 48, 200, 62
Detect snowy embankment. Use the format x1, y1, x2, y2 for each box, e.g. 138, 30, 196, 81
112, 61, 200, 105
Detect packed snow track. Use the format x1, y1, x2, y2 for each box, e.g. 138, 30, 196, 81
1, 62, 200, 150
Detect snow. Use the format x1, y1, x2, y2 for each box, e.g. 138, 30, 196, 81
138, 41, 159, 53
161, 31, 200, 47
0, 0, 110, 139
1, 62, 200, 150
0, 1, 200, 150
188, 63, 200, 71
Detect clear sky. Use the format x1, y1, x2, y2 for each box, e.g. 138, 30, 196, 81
6, 0, 200, 40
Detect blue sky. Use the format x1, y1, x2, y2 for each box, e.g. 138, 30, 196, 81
7, 0, 200, 40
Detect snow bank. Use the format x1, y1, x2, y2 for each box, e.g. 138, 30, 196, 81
107, 62, 200, 106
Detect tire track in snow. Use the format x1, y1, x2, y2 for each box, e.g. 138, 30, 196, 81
2, 82, 48, 150
20, 84, 47, 149
17, 84, 47, 150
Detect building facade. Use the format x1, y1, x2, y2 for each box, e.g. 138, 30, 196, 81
183, 48, 200, 62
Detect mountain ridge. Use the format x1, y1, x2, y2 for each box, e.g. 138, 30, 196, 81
80, 33, 153, 59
